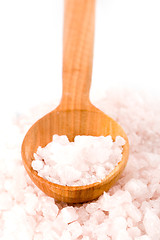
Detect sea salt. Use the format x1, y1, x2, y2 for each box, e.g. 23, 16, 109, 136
0, 192, 12, 211
124, 179, 149, 200
60, 206, 78, 224
135, 235, 151, 240
67, 221, 83, 239
32, 134, 125, 186
143, 208, 160, 239
1, 89, 160, 239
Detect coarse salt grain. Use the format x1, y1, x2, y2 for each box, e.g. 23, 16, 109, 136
59, 230, 72, 240
31, 160, 44, 171
124, 179, 149, 200
0, 192, 12, 211
67, 221, 83, 239
60, 206, 78, 224
143, 208, 160, 239
86, 202, 99, 213
1, 89, 160, 240
127, 226, 141, 239
32, 134, 125, 186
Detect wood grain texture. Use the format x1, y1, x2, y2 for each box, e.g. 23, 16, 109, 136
61, 0, 95, 110
21, 0, 129, 203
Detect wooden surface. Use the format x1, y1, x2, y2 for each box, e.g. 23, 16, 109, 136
61, 0, 95, 110
21, 0, 129, 203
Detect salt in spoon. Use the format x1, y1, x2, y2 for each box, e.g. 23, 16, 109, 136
21, 0, 129, 203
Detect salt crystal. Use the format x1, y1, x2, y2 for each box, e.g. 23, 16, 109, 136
67, 221, 83, 239
89, 209, 106, 225
96, 165, 106, 179
33, 232, 43, 240
135, 235, 151, 240
76, 206, 90, 223
57, 165, 82, 185
0, 192, 12, 210
112, 190, 132, 204
86, 202, 99, 213
115, 229, 132, 240
146, 152, 160, 168
51, 214, 68, 236
98, 192, 114, 211
124, 179, 149, 200
42, 230, 60, 240
41, 201, 59, 220
115, 136, 126, 146
125, 203, 142, 223
32, 134, 125, 186
149, 198, 160, 215
2, 205, 36, 240
127, 217, 134, 228
32, 159, 44, 171
110, 217, 127, 239
92, 221, 110, 240
112, 217, 127, 230
37, 196, 59, 220
127, 227, 141, 238
53, 134, 70, 145
36, 219, 60, 240
60, 206, 78, 224
81, 237, 90, 240
110, 205, 127, 219
1, 89, 160, 240
24, 192, 38, 215
60, 230, 72, 240
97, 235, 110, 240
143, 208, 160, 240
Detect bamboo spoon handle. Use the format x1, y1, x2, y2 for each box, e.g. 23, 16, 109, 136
59, 0, 96, 110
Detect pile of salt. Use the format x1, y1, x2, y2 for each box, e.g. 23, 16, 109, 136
0, 89, 160, 240
32, 134, 125, 186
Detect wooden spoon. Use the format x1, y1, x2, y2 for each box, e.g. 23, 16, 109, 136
21, 0, 129, 203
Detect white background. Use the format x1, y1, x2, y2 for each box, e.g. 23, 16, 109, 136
0, 0, 160, 115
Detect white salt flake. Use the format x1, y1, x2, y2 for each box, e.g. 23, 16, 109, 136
98, 192, 113, 211
32, 159, 44, 171
67, 221, 83, 239
96, 165, 106, 179
33, 232, 43, 240
51, 214, 68, 237
124, 179, 149, 200
0, 192, 12, 210
1, 89, 160, 240
93, 210, 106, 224
60, 230, 72, 240
143, 208, 160, 240
110, 217, 127, 239
32, 134, 125, 186
57, 165, 82, 185
76, 206, 90, 223
86, 202, 99, 213
81, 237, 90, 240
53, 134, 70, 145
41, 201, 59, 220
60, 206, 78, 224
127, 227, 141, 239
37, 196, 59, 220
115, 229, 132, 240
24, 192, 38, 215
125, 203, 142, 223
135, 235, 151, 240
115, 136, 126, 146
112, 190, 132, 204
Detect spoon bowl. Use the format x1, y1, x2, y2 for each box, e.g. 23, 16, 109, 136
22, 105, 129, 203
21, 0, 129, 203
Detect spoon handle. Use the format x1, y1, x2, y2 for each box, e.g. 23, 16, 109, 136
60, 0, 96, 110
